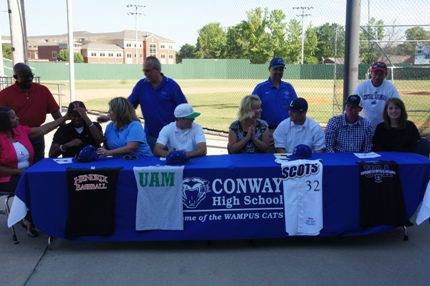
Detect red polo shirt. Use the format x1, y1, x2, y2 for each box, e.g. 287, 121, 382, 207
0, 83, 59, 127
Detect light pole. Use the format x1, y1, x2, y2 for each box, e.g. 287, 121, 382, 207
293, 6, 313, 64
126, 3, 145, 64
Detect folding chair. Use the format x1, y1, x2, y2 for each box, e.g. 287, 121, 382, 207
0, 191, 19, 244
417, 138, 430, 158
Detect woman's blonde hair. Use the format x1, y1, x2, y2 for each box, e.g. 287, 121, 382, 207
237, 95, 261, 121
109, 97, 138, 126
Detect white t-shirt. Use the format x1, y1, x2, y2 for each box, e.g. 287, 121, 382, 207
273, 117, 325, 152
156, 122, 206, 152
13, 142, 30, 169
354, 79, 400, 130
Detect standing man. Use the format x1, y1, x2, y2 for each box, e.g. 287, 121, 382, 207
49, 101, 104, 158
325, 95, 373, 153
354, 61, 400, 130
252, 57, 298, 151
0, 63, 62, 162
128, 56, 188, 150
273, 97, 325, 153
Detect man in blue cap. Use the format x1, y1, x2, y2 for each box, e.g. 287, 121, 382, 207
252, 57, 298, 151
273, 97, 325, 153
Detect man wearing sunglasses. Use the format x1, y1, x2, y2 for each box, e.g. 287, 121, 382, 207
128, 56, 188, 151
252, 57, 298, 152
354, 61, 400, 130
0, 63, 62, 162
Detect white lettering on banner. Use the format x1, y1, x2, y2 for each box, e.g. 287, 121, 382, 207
281, 163, 320, 179
73, 174, 109, 191
211, 178, 283, 195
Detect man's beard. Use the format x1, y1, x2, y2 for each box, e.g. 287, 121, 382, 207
18, 81, 32, 90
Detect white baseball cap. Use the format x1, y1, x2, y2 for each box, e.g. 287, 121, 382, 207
174, 103, 201, 119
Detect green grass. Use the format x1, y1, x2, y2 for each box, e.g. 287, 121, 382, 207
45, 79, 430, 135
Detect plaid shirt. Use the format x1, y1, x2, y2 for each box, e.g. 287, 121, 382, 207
325, 114, 373, 153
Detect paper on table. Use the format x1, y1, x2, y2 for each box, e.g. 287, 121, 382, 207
353, 152, 381, 159
53, 158, 74, 164
274, 153, 292, 164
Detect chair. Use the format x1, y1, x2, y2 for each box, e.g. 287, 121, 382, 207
0, 192, 19, 244
417, 138, 430, 158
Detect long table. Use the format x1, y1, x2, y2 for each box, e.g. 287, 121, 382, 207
9, 153, 430, 241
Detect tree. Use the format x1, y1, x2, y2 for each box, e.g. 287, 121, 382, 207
225, 22, 250, 59
57, 49, 84, 63
244, 7, 272, 64
195, 23, 226, 58
397, 26, 430, 56
176, 44, 196, 63
285, 19, 302, 64
315, 23, 345, 61
360, 17, 385, 64
267, 9, 288, 59
304, 25, 319, 64
2, 44, 13, 60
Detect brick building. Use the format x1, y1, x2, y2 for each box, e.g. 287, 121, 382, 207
21, 30, 176, 64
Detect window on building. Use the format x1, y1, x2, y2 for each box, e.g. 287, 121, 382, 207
117, 53, 122, 57
126, 53, 132, 58
160, 44, 165, 49
100, 53, 105, 57
149, 44, 156, 56
169, 45, 173, 49
169, 55, 173, 59
161, 54, 165, 59
126, 43, 131, 47
91, 52, 97, 56
52, 51, 57, 59
108, 53, 113, 57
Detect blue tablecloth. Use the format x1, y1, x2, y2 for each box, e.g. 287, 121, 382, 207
11, 153, 430, 241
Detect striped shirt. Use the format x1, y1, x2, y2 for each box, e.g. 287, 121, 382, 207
325, 114, 373, 153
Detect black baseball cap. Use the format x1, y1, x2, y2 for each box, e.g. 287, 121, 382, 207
346, 95, 362, 108
289, 97, 308, 112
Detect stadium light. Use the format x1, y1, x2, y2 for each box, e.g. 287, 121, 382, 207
293, 6, 313, 65
126, 3, 145, 64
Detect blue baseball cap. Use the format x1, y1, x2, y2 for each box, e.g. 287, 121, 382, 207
289, 97, 308, 112
76, 145, 99, 162
269, 57, 285, 69
287, 144, 312, 160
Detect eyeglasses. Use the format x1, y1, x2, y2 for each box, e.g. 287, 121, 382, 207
123, 154, 138, 160
372, 63, 386, 69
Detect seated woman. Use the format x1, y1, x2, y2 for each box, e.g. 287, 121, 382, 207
373, 98, 420, 152
0, 106, 68, 236
97, 97, 152, 158
228, 95, 270, 153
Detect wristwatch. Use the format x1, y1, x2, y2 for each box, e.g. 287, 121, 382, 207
59, 145, 66, 152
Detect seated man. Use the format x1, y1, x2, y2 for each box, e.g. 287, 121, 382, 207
154, 103, 207, 158
49, 101, 104, 158
325, 95, 373, 153
273, 97, 325, 153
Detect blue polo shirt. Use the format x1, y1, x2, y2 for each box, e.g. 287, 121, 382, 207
128, 74, 187, 138
105, 120, 152, 157
252, 79, 298, 128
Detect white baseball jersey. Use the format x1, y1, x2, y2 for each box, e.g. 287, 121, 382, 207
134, 165, 184, 231
281, 159, 323, 236
354, 79, 400, 130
